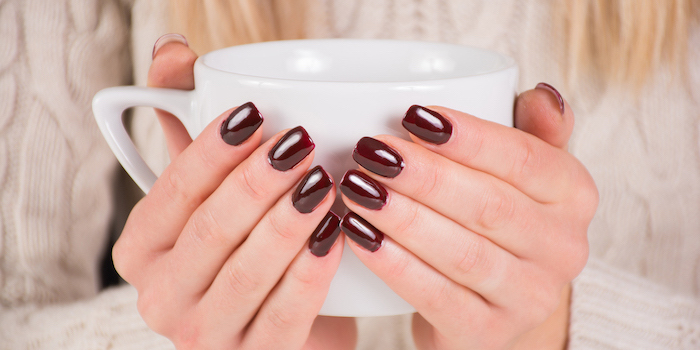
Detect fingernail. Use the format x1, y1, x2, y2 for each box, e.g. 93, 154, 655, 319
309, 211, 342, 257
339, 170, 387, 210
535, 82, 565, 115
152, 33, 188, 59
402, 105, 452, 145
292, 165, 334, 213
352, 137, 404, 178
341, 212, 384, 252
268, 126, 315, 171
220, 102, 263, 146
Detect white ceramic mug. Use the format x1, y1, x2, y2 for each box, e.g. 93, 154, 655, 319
92, 39, 517, 317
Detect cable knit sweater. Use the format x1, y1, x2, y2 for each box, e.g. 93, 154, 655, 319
2, 0, 700, 349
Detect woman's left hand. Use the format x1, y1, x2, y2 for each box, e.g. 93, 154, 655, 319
339, 86, 598, 349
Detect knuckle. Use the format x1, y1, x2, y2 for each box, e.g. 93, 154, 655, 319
112, 209, 151, 284
288, 262, 323, 290
158, 168, 199, 209
562, 235, 590, 280
509, 136, 538, 180
194, 140, 221, 172
424, 277, 452, 313
111, 238, 134, 281
137, 287, 173, 336
266, 208, 300, 243
474, 186, 515, 231
239, 163, 270, 202
172, 320, 211, 350
185, 206, 227, 247
522, 284, 562, 328
460, 123, 486, 165
415, 161, 442, 199
224, 259, 261, 299
266, 304, 298, 330
454, 237, 490, 278
577, 174, 600, 220
385, 250, 412, 279
394, 201, 422, 238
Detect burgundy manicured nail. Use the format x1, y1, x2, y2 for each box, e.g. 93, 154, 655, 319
309, 211, 342, 257
268, 126, 315, 171
292, 165, 334, 213
535, 82, 565, 115
402, 105, 453, 145
341, 212, 384, 252
352, 137, 404, 178
220, 102, 263, 146
339, 170, 387, 210
152, 33, 188, 59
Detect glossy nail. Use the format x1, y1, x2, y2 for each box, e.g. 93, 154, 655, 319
309, 211, 342, 257
152, 33, 188, 59
339, 170, 387, 210
535, 82, 565, 115
268, 126, 315, 171
220, 102, 263, 146
402, 105, 453, 145
352, 137, 404, 178
292, 165, 334, 213
341, 212, 384, 252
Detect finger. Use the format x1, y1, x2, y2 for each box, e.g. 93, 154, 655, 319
115, 104, 263, 280
340, 219, 492, 342
350, 137, 548, 258
401, 104, 582, 203
514, 83, 573, 150
241, 233, 344, 349
163, 127, 319, 297
148, 33, 197, 158
304, 316, 357, 350
339, 178, 529, 306
198, 180, 337, 340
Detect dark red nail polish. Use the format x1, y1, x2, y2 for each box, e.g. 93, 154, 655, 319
268, 126, 315, 171
309, 211, 341, 257
340, 170, 387, 210
341, 212, 384, 252
220, 102, 263, 146
352, 137, 404, 178
402, 105, 452, 145
535, 82, 565, 115
292, 165, 334, 213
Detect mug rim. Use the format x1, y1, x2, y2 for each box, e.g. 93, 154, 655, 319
196, 38, 517, 85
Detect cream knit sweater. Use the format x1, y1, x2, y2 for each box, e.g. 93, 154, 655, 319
2, 0, 700, 349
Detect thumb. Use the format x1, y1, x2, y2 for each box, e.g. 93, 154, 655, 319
148, 33, 198, 159
514, 83, 573, 150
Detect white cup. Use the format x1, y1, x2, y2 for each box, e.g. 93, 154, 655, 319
93, 39, 517, 317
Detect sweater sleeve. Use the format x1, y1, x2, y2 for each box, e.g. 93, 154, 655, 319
0, 285, 173, 350
0, 0, 172, 348
568, 257, 700, 349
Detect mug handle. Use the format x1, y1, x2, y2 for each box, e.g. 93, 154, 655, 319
92, 86, 196, 193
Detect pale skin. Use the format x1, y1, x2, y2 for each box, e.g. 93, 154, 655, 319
112, 38, 597, 349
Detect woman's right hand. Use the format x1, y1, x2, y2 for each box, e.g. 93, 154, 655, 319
112, 35, 356, 350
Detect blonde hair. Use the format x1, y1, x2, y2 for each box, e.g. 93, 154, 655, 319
171, 0, 694, 87
558, 0, 695, 87
170, 0, 307, 55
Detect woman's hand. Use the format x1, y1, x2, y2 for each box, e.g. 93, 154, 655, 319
112, 36, 356, 350
339, 85, 597, 349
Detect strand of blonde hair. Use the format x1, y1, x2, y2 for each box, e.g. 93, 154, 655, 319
172, 0, 695, 87
557, 0, 694, 88
169, 0, 307, 55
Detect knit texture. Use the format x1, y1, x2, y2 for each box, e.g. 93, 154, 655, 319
2, 0, 700, 348
0, 0, 130, 306
569, 258, 700, 349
